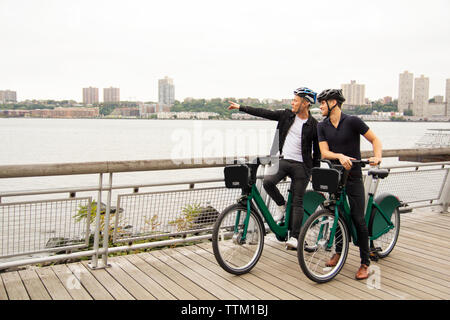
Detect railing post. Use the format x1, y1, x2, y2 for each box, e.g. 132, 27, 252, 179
439, 167, 450, 213
101, 173, 113, 267
88, 173, 103, 269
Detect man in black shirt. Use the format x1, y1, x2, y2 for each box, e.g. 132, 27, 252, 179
316, 89, 382, 280
228, 87, 320, 249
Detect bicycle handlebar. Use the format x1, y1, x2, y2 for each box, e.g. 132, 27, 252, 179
233, 155, 283, 166
320, 159, 371, 169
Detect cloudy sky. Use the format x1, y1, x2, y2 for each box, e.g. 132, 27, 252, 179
1, 0, 449, 102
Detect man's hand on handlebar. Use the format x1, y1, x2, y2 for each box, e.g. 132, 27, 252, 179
338, 154, 356, 171
368, 156, 382, 166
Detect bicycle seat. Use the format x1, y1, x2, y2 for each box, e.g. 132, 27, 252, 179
368, 169, 389, 179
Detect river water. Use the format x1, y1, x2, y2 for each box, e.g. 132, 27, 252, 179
0, 118, 449, 194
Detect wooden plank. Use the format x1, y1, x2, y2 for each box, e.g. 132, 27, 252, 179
260, 240, 391, 300
371, 252, 450, 290
348, 253, 450, 299
173, 247, 259, 300
18, 269, 51, 300
0, 274, 8, 300
113, 256, 176, 300
196, 242, 321, 300
192, 243, 335, 300
401, 222, 450, 241
152, 249, 238, 300
398, 226, 450, 250
80, 261, 134, 300
345, 251, 439, 300
395, 233, 450, 260
186, 245, 279, 300
1, 271, 29, 300
66, 263, 114, 300
104, 259, 156, 300
35, 267, 72, 300
263, 238, 383, 300
126, 254, 196, 300
386, 248, 450, 278
138, 252, 217, 300
194, 242, 306, 299
51, 264, 92, 300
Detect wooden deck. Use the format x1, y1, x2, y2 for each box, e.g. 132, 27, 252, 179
1, 208, 449, 300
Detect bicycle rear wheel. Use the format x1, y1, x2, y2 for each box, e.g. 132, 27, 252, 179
371, 207, 400, 258
297, 209, 349, 283
212, 204, 265, 275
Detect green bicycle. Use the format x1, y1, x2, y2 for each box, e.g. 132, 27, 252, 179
297, 159, 401, 283
212, 156, 325, 275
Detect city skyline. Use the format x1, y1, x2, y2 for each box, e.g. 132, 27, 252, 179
1, 1, 449, 102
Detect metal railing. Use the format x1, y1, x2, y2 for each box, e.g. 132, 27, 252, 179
0, 148, 449, 271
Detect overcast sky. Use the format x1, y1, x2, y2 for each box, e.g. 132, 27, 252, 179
1, 0, 449, 102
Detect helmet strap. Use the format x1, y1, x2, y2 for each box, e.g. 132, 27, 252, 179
325, 101, 338, 118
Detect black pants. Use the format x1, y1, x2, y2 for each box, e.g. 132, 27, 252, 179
262, 159, 310, 239
336, 175, 371, 266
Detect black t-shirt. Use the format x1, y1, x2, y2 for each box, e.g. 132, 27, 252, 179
317, 113, 369, 177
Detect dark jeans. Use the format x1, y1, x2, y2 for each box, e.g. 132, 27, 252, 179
262, 159, 310, 239
336, 175, 371, 266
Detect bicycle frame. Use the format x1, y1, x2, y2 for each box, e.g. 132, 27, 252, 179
239, 184, 325, 242
325, 184, 397, 248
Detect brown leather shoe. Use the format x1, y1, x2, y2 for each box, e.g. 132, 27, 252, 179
355, 264, 370, 280
325, 253, 341, 267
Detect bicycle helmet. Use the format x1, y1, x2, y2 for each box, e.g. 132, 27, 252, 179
317, 89, 346, 103
294, 87, 317, 104
317, 89, 346, 118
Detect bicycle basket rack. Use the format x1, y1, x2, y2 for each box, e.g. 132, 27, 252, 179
224, 164, 251, 189
311, 167, 341, 193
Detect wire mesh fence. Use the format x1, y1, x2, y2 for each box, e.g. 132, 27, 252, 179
0, 197, 91, 258
376, 167, 449, 205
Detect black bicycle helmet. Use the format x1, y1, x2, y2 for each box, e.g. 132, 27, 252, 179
317, 89, 346, 118
294, 87, 317, 104
317, 89, 346, 103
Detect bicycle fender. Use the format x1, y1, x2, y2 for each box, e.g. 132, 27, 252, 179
303, 190, 326, 225
369, 193, 401, 237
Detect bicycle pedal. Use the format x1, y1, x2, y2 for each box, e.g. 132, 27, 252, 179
369, 252, 379, 262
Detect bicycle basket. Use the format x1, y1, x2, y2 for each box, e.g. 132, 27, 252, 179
224, 165, 251, 189
311, 167, 341, 193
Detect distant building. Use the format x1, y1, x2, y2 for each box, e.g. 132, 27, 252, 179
110, 107, 139, 117
432, 95, 444, 103
103, 87, 120, 103
0, 90, 17, 103
383, 96, 393, 104
158, 76, 175, 110
157, 112, 219, 119
341, 80, 366, 107
413, 75, 429, 117
83, 87, 99, 105
398, 71, 414, 113
31, 107, 99, 118
138, 102, 157, 116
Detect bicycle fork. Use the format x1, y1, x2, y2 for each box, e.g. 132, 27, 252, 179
232, 197, 252, 244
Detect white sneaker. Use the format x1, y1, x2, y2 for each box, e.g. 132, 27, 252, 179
286, 237, 298, 250
273, 204, 286, 222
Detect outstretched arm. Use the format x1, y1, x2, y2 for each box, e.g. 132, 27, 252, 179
228, 101, 282, 121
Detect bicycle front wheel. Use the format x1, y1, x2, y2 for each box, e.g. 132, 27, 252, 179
212, 204, 265, 275
298, 209, 349, 283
